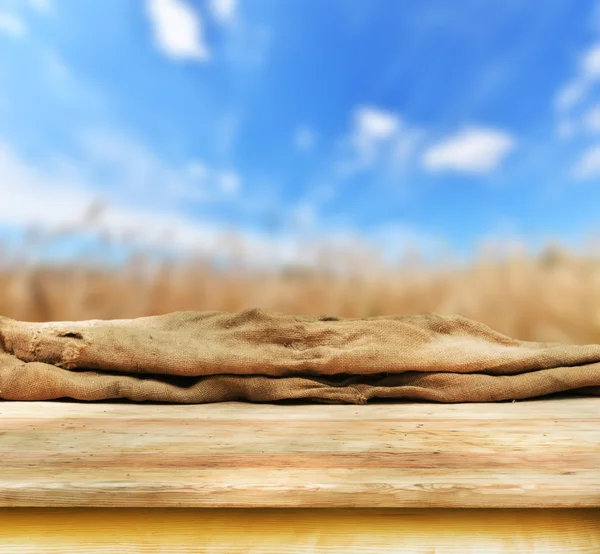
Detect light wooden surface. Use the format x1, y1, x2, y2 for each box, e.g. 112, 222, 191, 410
0, 507, 599, 553
0, 397, 599, 508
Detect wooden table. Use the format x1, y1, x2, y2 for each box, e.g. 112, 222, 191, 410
0, 397, 599, 552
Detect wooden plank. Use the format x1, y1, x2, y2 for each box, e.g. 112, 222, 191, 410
0, 509, 600, 554
0, 508, 599, 552
0, 398, 598, 507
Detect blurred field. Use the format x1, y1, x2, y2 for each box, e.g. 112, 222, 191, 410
3, 228, 600, 345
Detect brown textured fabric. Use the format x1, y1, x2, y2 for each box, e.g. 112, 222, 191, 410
0, 308, 599, 403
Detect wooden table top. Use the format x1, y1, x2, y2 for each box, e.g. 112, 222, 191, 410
0, 397, 598, 508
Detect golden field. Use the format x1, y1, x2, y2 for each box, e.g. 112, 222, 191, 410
2, 231, 600, 345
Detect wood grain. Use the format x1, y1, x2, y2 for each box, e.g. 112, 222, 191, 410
0, 397, 599, 507
0, 508, 599, 553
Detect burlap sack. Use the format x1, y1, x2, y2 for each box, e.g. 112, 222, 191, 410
0, 308, 599, 403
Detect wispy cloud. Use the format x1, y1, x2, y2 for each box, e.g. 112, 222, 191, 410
351, 106, 400, 161
555, 81, 588, 113
0, 141, 92, 231
0, 137, 249, 255
571, 143, 600, 179
79, 130, 241, 203
209, 0, 237, 25
217, 170, 241, 195
554, 43, 600, 113
146, 0, 210, 62
422, 127, 515, 174
582, 103, 600, 133
0, 12, 27, 38
28, 0, 51, 13
294, 125, 316, 151
0, 137, 438, 267
553, 22, 600, 176
335, 105, 422, 176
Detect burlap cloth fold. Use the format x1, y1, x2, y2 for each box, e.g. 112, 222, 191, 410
0, 308, 599, 403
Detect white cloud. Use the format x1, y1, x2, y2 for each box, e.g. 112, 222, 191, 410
335, 105, 422, 176
79, 130, 239, 202
0, 141, 117, 237
571, 144, 600, 179
422, 127, 515, 174
554, 43, 600, 113
554, 81, 587, 112
29, 0, 51, 12
209, 0, 237, 24
294, 126, 316, 151
146, 0, 210, 61
582, 44, 600, 78
0, 138, 249, 257
0, 138, 439, 269
217, 170, 241, 195
352, 106, 400, 156
0, 12, 27, 38
583, 104, 600, 133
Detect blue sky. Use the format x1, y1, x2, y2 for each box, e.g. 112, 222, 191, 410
1, 0, 600, 265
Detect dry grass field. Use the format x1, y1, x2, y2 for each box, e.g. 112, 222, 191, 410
2, 228, 600, 345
